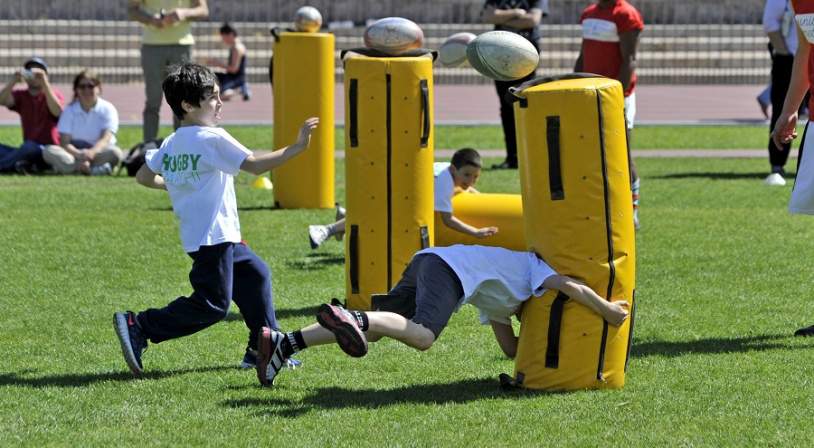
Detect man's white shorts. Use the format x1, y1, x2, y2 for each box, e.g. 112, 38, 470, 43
624, 93, 636, 130
790, 121, 814, 214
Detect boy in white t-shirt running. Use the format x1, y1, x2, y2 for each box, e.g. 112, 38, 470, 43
113, 63, 318, 377
255, 244, 629, 386
307, 148, 498, 248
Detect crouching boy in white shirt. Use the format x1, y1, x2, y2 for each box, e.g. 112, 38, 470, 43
255, 244, 629, 386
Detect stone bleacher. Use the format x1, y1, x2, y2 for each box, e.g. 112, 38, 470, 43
0, 20, 769, 85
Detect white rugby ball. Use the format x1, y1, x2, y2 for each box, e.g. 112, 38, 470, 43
466, 31, 539, 81
438, 32, 477, 67
294, 6, 322, 33
364, 17, 424, 55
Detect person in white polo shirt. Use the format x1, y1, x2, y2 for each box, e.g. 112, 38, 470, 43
43, 70, 123, 175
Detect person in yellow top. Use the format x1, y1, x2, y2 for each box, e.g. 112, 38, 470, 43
128, 0, 209, 141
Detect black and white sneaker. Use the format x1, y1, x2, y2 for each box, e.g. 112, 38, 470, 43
257, 327, 288, 386
795, 324, 814, 337
113, 311, 148, 377
316, 303, 368, 358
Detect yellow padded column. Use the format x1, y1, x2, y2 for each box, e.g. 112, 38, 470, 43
344, 55, 434, 310
512, 76, 636, 390
271, 32, 335, 209
434, 193, 525, 251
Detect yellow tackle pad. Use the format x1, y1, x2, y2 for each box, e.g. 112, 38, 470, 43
344, 55, 435, 310
512, 75, 637, 390
271, 32, 335, 209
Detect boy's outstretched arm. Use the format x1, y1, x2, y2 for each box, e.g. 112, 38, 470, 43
439, 211, 498, 238
490, 320, 518, 358
241, 117, 319, 175
136, 163, 166, 190
542, 275, 629, 326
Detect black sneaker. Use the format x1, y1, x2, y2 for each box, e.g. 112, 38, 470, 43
794, 324, 814, 337
491, 159, 518, 170
316, 303, 368, 358
14, 160, 40, 175
113, 311, 148, 376
256, 327, 288, 386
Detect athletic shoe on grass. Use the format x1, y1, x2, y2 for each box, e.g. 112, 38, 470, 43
113, 311, 148, 376
240, 348, 301, 369
316, 303, 368, 358
257, 327, 288, 386
308, 225, 330, 249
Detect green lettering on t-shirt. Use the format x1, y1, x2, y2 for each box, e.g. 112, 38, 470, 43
190, 154, 201, 171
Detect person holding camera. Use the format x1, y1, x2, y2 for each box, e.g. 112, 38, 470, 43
0, 57, 65, 174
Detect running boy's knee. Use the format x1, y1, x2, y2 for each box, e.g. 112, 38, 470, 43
413, 328, 436, 351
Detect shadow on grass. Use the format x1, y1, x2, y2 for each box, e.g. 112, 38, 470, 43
633, 334, 796, 358
275, 304, 321, 319
285, 252, 344, 271
650, 172, 795, 180
147, 205, 281, 212
223, 305, 322, 321
0, 365, 235, 388
223, 377, 548, 417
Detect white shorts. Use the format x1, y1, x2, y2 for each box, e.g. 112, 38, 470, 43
790, 121, 814, 214
624, 93, 636, 130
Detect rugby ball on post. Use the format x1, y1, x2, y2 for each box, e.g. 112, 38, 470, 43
364, 17, 424, 55
438, 32, 477, 67
294, 6, 322, 33
466, 31, 540, 81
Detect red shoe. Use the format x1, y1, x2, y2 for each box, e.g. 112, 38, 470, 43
316, 304, 368, 358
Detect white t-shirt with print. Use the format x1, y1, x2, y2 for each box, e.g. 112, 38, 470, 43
433, 161, 454, 213
145, 126, 251, 252
57, 98, 119, 146
417, 245, 558, 325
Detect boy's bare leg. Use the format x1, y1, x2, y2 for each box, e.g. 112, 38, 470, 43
300, 311, 436, 352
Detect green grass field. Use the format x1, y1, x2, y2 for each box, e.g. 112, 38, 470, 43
0, 124, 799, 151
1, 150, 813, 446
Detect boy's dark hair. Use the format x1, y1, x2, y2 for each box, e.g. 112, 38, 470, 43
162, 63, 217, 120
220, 22, 237, 35
450, 147, 482, 169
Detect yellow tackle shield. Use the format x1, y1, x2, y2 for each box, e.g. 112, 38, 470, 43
512, 75, 636, 390
271, 31, 335, 209
434, 193, 525, 251
344, 55, 435, 310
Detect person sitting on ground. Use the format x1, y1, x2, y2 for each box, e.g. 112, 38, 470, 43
207, 22, 250, 101
307, 148, 499, 249
43, 70, 123, 176
255, 244, 630, 386
0, 57, 64, 174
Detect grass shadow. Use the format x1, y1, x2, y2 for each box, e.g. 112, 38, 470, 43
632, 334, 797, 358
0, 365, 235, 388
275, 304, 321, 319
285, 252, 344, 271
650, 172, 795, 180
223, 377, 549, 418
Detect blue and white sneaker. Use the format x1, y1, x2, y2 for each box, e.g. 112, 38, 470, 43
256, 327, 288, 386
113, 311, 148, 377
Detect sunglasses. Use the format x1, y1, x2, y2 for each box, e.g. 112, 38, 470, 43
77, 83, 97, 90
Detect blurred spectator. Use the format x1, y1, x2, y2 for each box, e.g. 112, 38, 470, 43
128, 0, 209, 141
574, 0, 644, 229
207, 23, 250, 101
762, 0, 799, 186
481, 0, 546, 170
43, 70, 123, 175
0, 57, 64, 174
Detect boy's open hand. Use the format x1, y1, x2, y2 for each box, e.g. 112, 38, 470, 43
474, 226, 499, 238
296, 117, 320, 148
